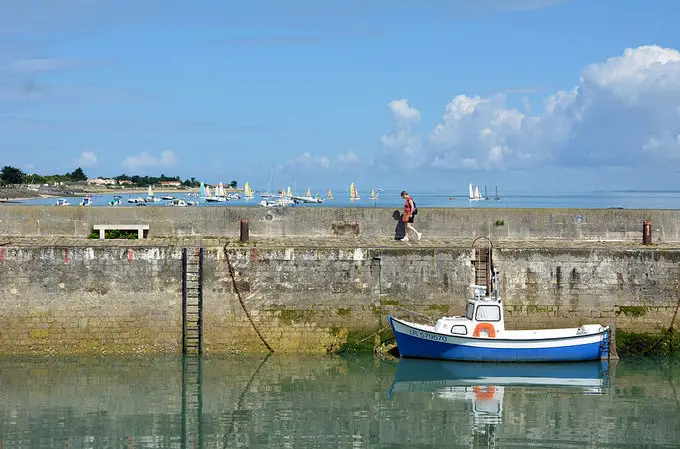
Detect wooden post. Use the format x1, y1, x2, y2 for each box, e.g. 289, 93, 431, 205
608, 319, 619, 360
642, 219, 652, 245
240, 218, 249, 242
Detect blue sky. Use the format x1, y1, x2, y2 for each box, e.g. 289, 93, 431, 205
2, 0, 680, 193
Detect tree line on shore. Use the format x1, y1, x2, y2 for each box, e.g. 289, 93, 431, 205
0, 165, 238, 189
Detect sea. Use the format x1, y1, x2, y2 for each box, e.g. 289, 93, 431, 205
9, 189, 680, 209
0, 354, 678, 448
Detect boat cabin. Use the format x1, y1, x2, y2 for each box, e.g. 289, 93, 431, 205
55, 198, 70, 206
80, 196, 93, 206
433, 285, 506, 338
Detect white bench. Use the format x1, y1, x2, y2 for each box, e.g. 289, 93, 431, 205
93, 224, 149, 239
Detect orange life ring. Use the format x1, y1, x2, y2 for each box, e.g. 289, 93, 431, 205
473, 385, 496, 400
473, 323, 496, 338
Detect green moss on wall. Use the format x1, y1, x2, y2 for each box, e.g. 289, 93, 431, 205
616, 331, 680, 356
426, 305, 450, 315
335, 308, 352, 317
617, 306, 648, 317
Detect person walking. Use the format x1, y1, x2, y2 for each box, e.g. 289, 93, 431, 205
400, 191, 422, 242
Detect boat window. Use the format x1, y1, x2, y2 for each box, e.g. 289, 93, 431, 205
465, 302, 474, 320
475, 305, 501, 322
451, 325, 467, 335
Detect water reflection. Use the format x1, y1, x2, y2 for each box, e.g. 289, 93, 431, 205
388, 359, 612, 448
0, 355, 678, 448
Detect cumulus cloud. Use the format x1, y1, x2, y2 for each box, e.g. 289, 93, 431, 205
337, 152, 359, 163
289, 151, 360, 170
121, 151, 177, 171
380, 99, 425, 167
381, 45, 680, 172
76, 151, 98, 167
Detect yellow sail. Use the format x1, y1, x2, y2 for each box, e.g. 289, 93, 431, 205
327, 189, 334, 199
350, 183, 360, 200
244, 182, 253, 198
370, 188, 377, 200
306, 188, 311, 197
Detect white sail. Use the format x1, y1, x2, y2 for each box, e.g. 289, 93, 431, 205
148, 185, 154, 197
469, 184, 474, 199
475, 185, 481, 199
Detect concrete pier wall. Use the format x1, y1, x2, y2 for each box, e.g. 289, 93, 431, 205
0, 205, 674, 241
0, 238, 678, 355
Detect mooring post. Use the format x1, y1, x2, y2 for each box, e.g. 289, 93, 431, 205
642, 219, 652, 245
608, 319, 619, 360
240, 218, 249, 242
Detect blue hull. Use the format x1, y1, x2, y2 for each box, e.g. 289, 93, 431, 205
388, 316, 608, 363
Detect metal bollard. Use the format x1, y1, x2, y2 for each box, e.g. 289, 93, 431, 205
642, 219, 652, 245
240, 218, 249, 242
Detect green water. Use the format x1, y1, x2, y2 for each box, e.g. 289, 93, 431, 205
0, 355, 678, 448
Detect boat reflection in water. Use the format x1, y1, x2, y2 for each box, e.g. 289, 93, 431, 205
388, 359, 611, 446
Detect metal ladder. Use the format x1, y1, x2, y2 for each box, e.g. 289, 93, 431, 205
182, 248, 203, 355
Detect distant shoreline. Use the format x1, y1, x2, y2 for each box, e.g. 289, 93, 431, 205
1, 185, 243, 202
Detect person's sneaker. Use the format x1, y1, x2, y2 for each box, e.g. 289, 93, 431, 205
400, 236, 409, 242
417, 232, 422, 240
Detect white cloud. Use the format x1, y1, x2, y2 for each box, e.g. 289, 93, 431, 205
380, 99, 425, 168
381, 45, 680, 172
337, 152, 358, 163
121, 151, 177, 171
76, 151, 98, 167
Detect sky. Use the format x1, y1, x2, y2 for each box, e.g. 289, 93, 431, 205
1, 0, 680, 193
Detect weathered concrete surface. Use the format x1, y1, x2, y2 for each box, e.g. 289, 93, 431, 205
0, 205, 676, 241
1, 236, 679, 354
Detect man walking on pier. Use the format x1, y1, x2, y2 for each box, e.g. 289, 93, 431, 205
400, 191, 422, 242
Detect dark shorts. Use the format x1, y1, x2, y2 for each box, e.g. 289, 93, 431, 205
406, 215, 415, 223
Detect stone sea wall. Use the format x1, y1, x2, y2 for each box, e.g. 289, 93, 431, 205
0, 238, 678, 355
0, 205, 675, 241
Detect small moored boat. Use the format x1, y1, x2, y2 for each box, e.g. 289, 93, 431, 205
55, 198, 71, 206
388, 273, 610, 363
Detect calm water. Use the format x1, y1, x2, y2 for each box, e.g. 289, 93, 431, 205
10, 189, 680, 209
0, 355, 678, 448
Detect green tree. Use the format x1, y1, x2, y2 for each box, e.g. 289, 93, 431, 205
0, 166, 24, 185
68, 167, 87, 182
229, 180, 238, 188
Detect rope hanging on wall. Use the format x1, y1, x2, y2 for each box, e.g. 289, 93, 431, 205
223, 244, 273, 353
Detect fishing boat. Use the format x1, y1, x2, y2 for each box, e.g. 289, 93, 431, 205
55, 198, 71, 206
166, 199, 188, 207
80, 196, 93, 206
108, 197, 121, 206
244, 182, 254, 199
161, 195, 175, 201
387, 272, 610, 363
349, 183, 360, 201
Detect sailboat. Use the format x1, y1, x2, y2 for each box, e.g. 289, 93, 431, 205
349, 183, 360, 201
370, 188, 378, 201
146, 185, 160, 202
199, 182, 206, 198
494, 186, 500, 201
327, 189, 334, 200
244, 182, 254, 199
260, 165, 276, 199
468, 183, 484, 201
